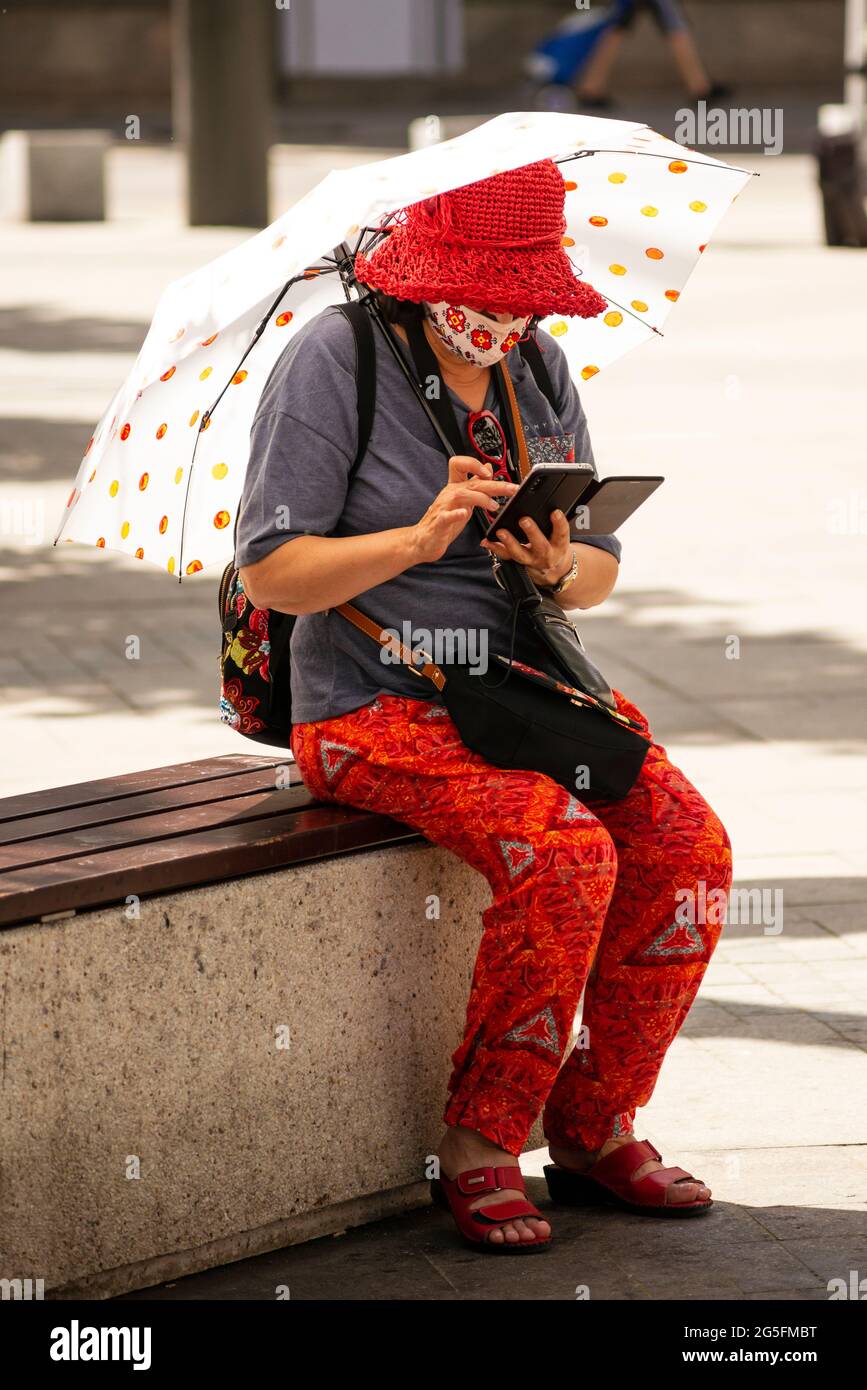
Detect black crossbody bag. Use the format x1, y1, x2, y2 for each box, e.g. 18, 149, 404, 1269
332, 303, 651, 802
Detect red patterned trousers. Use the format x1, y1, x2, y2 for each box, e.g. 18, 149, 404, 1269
290, 689, 732, 1156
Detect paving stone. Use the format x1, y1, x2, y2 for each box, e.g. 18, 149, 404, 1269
780, 1239, 867, 1289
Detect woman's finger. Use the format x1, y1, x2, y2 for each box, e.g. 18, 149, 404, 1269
491, 526, 537, 565
548, 509, 571, 548
453, 486, 511, 512
447, 454, 493, 482
516, 515, 553, 564
455, 479, 520, 499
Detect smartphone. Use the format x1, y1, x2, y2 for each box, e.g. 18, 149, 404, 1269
483, 463, 595, 543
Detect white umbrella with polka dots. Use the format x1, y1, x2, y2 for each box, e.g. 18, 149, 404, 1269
54, 110, 752, 578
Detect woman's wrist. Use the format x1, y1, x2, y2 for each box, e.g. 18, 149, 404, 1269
547, 545, 580, 593
531, 545, 578, 592
399, 523, 426, 570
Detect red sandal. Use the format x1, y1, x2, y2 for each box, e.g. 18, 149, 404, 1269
544, 1139, 713, 1218
431, 1164, 553, 1254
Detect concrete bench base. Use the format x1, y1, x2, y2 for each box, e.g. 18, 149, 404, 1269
1, 839, 545, 1297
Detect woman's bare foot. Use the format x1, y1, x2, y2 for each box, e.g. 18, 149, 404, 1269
437, 1126, 551, 1246
548, 1134, 712, 1207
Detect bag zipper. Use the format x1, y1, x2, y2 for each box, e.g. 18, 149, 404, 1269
541, 612, 584, 646
489, 653, 646, 731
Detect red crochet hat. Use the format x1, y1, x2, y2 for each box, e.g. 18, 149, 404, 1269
354, 158, 607, 319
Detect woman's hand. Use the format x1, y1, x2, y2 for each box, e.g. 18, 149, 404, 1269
481, 509, 575, 589
408, 455, 519, 565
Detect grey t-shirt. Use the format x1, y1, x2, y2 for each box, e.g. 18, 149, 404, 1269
235, 305, 621, 724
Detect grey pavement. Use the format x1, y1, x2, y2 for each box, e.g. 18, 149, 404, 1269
2, 142, 866, 1300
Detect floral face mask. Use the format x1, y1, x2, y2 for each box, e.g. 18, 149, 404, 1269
424, 301, 531, 367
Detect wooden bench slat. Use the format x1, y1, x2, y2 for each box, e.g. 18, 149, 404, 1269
0, 804, 421, 928
0, 782, 319, 873
0, 754, 288, 825
0, 764, 304, 848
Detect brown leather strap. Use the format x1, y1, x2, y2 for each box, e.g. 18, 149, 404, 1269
497, 357, 532, 481
335, 600, 446, 692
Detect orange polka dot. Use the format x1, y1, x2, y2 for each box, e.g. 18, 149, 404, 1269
668, 160, 688, 174
698, 243, 707, 253
96, 537, 105, 548
160, 366, 176, 382
185, 560, 203, 575
200, 334, 218, 347
631, 299, 649, 313
156, 423, 167, 439
189, 410, 200, 427
159, 516, 168, 534
275, 311, 293, 327
232, 371, 248, 385
645, 247, 664, 260
561, 236, 575, 247
563, 180, 577, 191
134, 548, 144, 560
603, 311, 623, 328
120, 423, 131, 441
581, 365, 599, 380
201, 414, 211, 430
589, 215, 608, 227
664, 289, 680, 301
138, 473, 149, 491
214, 510, 231, 530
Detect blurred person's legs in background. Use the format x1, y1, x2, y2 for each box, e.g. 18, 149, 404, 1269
579, 0, 724, 107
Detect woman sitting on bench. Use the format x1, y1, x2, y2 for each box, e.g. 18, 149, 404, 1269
236, 160, 732, 1254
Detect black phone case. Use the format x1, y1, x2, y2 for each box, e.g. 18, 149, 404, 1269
570, 476, 664, 536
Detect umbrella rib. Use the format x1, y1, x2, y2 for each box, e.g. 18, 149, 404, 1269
176, 266, 338, 581
555, 149, 760, 177
595, 287, 664, 336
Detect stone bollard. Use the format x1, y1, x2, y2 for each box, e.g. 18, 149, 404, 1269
407, 113, 493, 151
0, 130, 109, 222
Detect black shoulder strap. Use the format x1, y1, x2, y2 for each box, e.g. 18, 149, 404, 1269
518, 334, 558, 413
335, 300, 376, 477
404, 316, 466, 458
